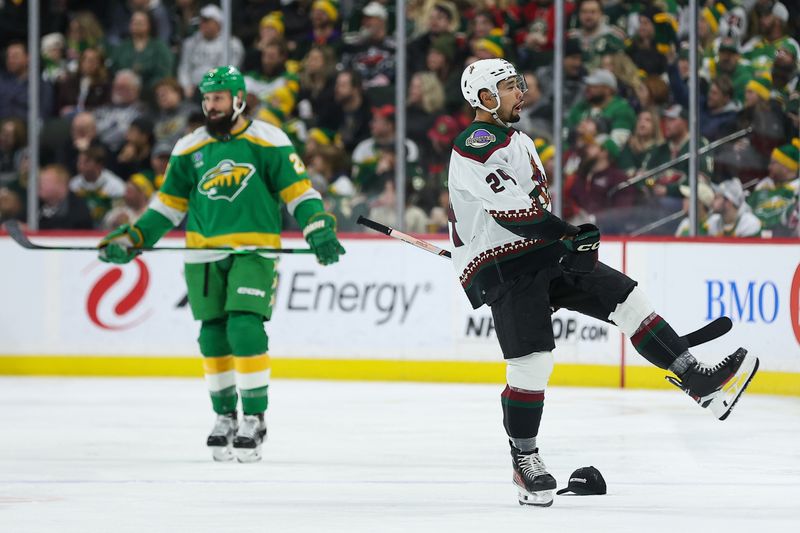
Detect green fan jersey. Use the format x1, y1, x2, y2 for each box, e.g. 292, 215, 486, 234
747, 178, 799, 230
150, 119, 321, 261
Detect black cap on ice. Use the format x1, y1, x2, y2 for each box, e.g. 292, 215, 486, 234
556, 466, 607, 495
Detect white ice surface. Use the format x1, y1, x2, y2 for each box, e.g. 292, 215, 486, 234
0, 378, 798, 533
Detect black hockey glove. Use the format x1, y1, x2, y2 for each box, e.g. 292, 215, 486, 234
560, 223, 600, 274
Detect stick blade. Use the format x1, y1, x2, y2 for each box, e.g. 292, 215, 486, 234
3, 219, 38, 249
683, 316, 733, 347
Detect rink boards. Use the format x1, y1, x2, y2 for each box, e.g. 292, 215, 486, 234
0, 233, 797, 395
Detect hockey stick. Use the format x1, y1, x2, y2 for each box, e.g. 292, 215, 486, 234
355, 217, 731, 344
681, 316, 733, 347
356, 216, 452, 258
2, 220, 314, 254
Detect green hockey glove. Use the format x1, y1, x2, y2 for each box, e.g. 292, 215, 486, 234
98, 224, 144, 264
560, 223, 600, 274
303, 213, 345, 266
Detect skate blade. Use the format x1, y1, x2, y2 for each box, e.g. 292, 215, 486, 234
710, 355, 759, 421
234, 446, 263, 463
210, 445, 235, 462
515, 485, 554, 507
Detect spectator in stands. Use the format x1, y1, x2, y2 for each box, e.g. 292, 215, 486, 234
244, 39, 300, 112
341, 1, 396, 89
101, 172, 154, 230
706, 37, 752, 103
55, 47, 112, 117
626, 7, 668, 75
368, 174, 430, 233
643, 104, 711, 209
0, 41, 54, 120
93, 70, 148, 155
0, 186, 23, 225
408, 1, 460, 74
153, 77, 197, 145
308, 142, 355, 198
632, 74, 669, 114
130, 139, 171, 194
297, 45, 337, 124
567, 0, 626, 69
64, 12, 105, 71
567, 68, 636, 149
707, 177, 762, 237
700, 76, 739, 142
177, 4, 244, 99
770, 45, 799, 101
535, 37, 585, 114
352, 104, 420, 195
244, 11, 286, 72
109, 10, 174, 93
516, 72, 552, 140
70, 145, 126, 226
742, 1, 798, 74
715, 75, 792, 184
675, 181, 715, 237
170, 0, 201, 51
38, 163, 93, 230
425, 34, 462, 112
57, 112, 107, 176
406, 72, 444, 147
567, 134, 638, 223
515, 0, 576, 71
113, 117, 154, 180
423, 114, 460, 191
294, 0, 343, 59
107, 0, 173, 47
747, 140, 800, 235
0, 118, 26, 187
41, 33, 69, 85
617, 109, 663, 177
318, 69, 372, 152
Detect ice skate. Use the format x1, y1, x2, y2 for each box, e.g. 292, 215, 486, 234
666, 348, 759, 420
233, 413, 267, 463
206, 413, 237, 462
510, 444, 557, 507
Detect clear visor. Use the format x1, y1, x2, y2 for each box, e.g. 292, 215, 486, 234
497, 74, 527, 95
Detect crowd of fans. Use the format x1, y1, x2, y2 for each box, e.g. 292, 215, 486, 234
0, 0, 798, 238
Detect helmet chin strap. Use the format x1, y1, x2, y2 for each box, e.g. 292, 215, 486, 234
231, 95, 246, 122
477, 92, 510, 128
201, 91, 247, 123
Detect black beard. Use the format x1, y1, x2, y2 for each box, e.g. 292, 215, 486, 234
587, 93, 605, 105
205, 111, 235, 136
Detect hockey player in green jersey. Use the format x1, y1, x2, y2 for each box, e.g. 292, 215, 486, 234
97, 66, 345, 462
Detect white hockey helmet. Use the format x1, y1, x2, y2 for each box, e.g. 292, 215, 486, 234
461, 58, 527, 116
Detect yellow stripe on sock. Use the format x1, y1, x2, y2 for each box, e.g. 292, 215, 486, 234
203, 355, 234, 374
234, 354, 271, 374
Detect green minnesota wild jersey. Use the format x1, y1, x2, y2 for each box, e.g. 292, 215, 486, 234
747, 178, 799, 230
150, 119, 320, 262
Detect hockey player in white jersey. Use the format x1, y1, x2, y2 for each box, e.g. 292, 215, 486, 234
448, 59, 759, 507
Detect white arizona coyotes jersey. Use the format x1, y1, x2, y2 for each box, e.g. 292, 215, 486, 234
448, 122, 569, 308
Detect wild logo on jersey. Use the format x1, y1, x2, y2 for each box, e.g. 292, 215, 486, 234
197, 159, 256, 202
528, 149, 551, 209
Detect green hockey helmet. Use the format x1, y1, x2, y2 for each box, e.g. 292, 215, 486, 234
199, 65, 247, 121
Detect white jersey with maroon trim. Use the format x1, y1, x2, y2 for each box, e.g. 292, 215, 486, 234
447, 122, 569, 308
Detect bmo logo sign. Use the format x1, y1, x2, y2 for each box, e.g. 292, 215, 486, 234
706, 264, 800, 347
705, 279, 780, 324
84, 258, 153, 330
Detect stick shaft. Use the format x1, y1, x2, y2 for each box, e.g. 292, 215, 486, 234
2, 220, 313, 253
357, 216, 452, 259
